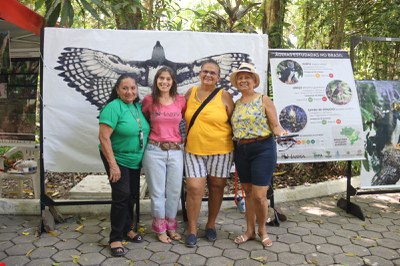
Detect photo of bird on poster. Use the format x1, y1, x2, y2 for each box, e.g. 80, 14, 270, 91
55, 41, 252, 109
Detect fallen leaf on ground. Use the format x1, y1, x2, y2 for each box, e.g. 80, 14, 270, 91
26, 249, 34, 256
75, 224, 84, 232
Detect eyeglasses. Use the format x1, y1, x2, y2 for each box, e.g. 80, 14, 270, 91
201, 70, 218, 76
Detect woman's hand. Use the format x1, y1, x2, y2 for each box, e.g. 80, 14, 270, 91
108, 162, 121, 183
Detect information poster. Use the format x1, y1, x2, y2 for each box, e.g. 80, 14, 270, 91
357, 81, 400, 189
43, 28, 268, 172
270, 49, 365, 163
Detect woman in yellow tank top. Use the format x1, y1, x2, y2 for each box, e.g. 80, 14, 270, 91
183, 59, 234, 247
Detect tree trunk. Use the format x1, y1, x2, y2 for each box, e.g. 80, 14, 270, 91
302, 0, 312, 49
113, 0, 143, 29
263, 0, 286, 48
329, 0, 349, 49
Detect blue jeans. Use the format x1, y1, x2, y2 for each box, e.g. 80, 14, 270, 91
142, 143, 184, 233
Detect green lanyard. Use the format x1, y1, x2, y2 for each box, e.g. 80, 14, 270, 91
128, 103, 143, 149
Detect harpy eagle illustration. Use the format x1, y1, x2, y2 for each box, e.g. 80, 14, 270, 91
55, 41, 252, 109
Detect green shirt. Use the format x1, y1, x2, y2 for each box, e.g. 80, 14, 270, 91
99, 98, 150, 169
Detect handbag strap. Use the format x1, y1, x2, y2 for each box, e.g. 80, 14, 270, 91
186, 87, 221, 142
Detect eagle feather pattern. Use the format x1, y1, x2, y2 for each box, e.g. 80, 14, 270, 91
55, 41, 252, 109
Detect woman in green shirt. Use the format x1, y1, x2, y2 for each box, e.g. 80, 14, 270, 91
99, 73, 150, 257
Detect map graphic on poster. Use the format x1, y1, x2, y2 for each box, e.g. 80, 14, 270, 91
357, 81, 400, 189
270, 49, 365, 163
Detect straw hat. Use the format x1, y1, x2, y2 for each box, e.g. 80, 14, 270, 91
230, 63, 260, 88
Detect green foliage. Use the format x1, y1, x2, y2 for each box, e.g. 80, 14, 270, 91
187, 0, 261, 32
35, 0, 108, 27
287, 0, 400, 80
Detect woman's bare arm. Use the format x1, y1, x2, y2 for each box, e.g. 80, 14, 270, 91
99, 123, 121, 183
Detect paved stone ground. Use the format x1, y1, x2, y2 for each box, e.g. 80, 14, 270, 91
0, 192, 399, 266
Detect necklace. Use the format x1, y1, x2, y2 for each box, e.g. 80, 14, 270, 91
128, 103, 144, 149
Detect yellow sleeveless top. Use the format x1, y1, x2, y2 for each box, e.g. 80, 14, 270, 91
185, 86, 234, 155
231, 94, 272, 139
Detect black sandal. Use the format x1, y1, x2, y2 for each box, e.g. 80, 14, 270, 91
125, 233, 143, 243
110, 246, 127, 257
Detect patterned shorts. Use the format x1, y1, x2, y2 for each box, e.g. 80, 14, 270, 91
184, 151, 234, 178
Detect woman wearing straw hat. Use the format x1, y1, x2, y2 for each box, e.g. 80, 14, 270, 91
230, 63, 287, 247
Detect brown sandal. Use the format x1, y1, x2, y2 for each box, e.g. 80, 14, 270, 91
167, 230, 182, 241
157, 233, 172, 243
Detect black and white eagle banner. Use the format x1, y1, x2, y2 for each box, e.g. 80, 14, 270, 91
43, 28, 268, 172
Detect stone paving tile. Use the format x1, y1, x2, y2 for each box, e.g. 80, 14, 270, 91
250, 249, 277, 263
214, 238, 237, 249
54, 238, 81, 250
333, 253, 364, 265
26, 258, 55, 266
357, 229, 383, 239
29, 246, 58, 259
326, 235, 352, 246
363, 255, 395, 266
277, 251, 305, 265
316, 243, 343, 255
0, 240, 14, 251
334, 228, 359, 238
10, 234, 38, 244
289, 242, 316, 255
0, 232, 17, 241
101, 257, 133, 265
76, 233, 104, 243
223, 248, 249, 260
309, 227, 334, 237
0, 251, 6, 260
369, 246, 400, 260
58, 231, 82, 239
125, 247, 152, 260
5, 243, 35, 256
302, 234, 327, 245
77, 242, 104, 253
32, 235, 60, 247
197, 245, 224, 257
1, 193, 399, 265
52, 249, 81, 262
263, 241, 289, 254
146, 241, 173, 252
79, 252, 107, 265
364, 223, 390, 233
149, 250, 179, 264
1, 255, 31, 265
350, 236, 377, 247
342, 243, 371, 256
0, 224, 21, 233
235, 258, 268, 266
206, 256, 234, 266
288, 226, 310, 236
377, 237, 400, 249
177, 253, 206, 265
305, 252, 335, 266
276, 233, 301, 244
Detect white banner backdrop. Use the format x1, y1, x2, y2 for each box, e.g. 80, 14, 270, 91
356, 80, 400, 189
270, 49, 365, 163
43, 28, 268, 172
